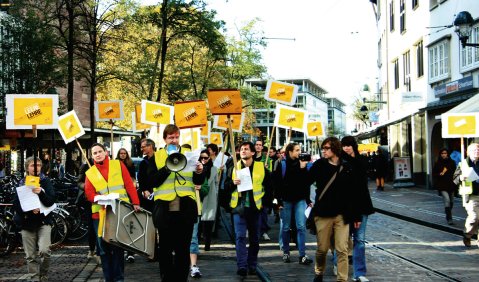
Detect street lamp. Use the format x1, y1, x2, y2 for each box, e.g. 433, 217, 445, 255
454, 11, 479, 48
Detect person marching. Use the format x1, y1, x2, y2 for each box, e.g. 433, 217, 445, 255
453, 143, 479, 247
224, 141, 272, 278
308, 137, 362, 282
141, 124, 205, 282
341, 136, 375, 282
84, 143, 140, 282
433, 148, 457, 225
273, 142, 313, 265
14, 157, 56, 282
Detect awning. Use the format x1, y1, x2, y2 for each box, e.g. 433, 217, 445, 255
444, 93, 479, 114
355, 110, 419, 140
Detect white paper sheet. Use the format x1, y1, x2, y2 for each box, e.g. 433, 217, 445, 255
463, 166, 479, 182
236, 167, 253, 192
183, 150, 201, 172
213, 152, 227, 168
304, 206, 312, 218
94, 193, 120, 213
16, 185, 41, 212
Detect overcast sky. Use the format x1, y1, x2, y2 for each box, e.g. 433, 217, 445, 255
140, 0, 378, 109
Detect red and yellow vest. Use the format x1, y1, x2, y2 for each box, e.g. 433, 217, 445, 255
152, 148, 196, 201
85, 160, 130, 213
230, 161, 265, 210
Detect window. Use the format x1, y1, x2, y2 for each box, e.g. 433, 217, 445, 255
389, 1, 395, 32
403, 51, 411, 91
428, 41, 449, 82
393, 59, 399, 89
412, 0, 418, 9
416, 40, 424, 77
400, 0, 406, 33
460, 25, 479, 71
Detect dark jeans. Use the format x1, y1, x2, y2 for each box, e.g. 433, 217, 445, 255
93, 219, 125, 282
158, 211, 194, 282
259, 207, 270, 234
233, 207, 260, 270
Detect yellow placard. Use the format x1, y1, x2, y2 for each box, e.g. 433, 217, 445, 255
95, 100, 123, 121
207, 89, 243, 115
264, 80, 298, 106
358, 143, 380, 153
306, 121, 324, 137
141, 100, 173, 125
132, 104, 151, 132
180, 128, 201, 150
274, 104, 306, 131
0, 145, 11, 151
174, 100, 207, 129
25, 175, 40, 187
200, 121, 210, 137
58, 110, 85, 144
213, 114, 244, 133
209, 132, 224, 147
442, 113, 479, 138
6, 95, 59, 129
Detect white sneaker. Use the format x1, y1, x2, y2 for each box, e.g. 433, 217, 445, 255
353, 276, 369, 282
87, 251, 95, 258
262, 233, 271, 241
333, 265, 337, 276
190, 265, 202, 278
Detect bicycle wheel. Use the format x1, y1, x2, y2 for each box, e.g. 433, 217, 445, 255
50, 212, 68, 248
66, 206, 89, 241
0, 218, 16, 257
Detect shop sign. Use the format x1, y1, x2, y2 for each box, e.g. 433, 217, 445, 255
434, 76, 475, 98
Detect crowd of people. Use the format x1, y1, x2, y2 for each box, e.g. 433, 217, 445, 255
13, 125, 479, 282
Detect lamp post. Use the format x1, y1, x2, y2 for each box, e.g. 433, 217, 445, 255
454, 11, 479, 48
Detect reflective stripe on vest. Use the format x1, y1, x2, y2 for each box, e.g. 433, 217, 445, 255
230, 161, 265, 210
86, 160, 130, 213
460, 159, 473, 195
152, 148, 196, 201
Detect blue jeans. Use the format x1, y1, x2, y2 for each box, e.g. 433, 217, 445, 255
233, 207, 260, 270
352, 215, 368, 278
190, 219, 200, 254
280, 200, 307, 257
331, 214, 368, 279
93, 219, 125, 282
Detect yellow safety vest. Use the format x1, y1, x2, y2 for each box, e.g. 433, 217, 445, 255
459, 159, 473, 195
86, 160, 130, 213
152, 148, 196, 201
230, 161, 265, 210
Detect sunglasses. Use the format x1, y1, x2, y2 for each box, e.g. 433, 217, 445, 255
200, 156, 209, 160
321, 146, 331, 150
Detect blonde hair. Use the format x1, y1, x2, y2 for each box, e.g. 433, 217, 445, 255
24, 156, 42, 172
467, 143, 479, 156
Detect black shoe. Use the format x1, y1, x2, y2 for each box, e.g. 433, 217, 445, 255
348, 255, 353, 264
313, 274, 323, 282
463, 237, 472, 247
299, 255, 313, 265
248, 267, 257, 275
237, 268, 247, 277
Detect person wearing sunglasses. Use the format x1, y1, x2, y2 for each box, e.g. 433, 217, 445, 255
308, 137, 362, 282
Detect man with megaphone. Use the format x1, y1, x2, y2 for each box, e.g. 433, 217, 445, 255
141, 124, 206, 282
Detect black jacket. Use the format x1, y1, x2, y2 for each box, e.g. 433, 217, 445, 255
343, 154, 374, 216
272, 157, 311, 206
14, 175, 56, 231
433, 157, 456, 192
308, 158, 362, 224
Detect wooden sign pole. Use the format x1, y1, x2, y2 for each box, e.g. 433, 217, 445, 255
110, 119, 114, 159
190, 127, 202, 216
32, 125, 38, 175
76, 138, 91, 168
227, 114, 240, 198
265, 126, 276, 166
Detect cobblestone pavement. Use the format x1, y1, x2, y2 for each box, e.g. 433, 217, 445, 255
3, 182, 479, 281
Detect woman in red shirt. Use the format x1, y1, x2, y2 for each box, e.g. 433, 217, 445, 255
85, 143, 140, 282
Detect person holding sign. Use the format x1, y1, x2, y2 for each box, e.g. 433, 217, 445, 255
453, 143, 479, 247
142, 124, 206, 282
224, 141, 272, 278
13, 156, 56, 282
84, 143, 140, 282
